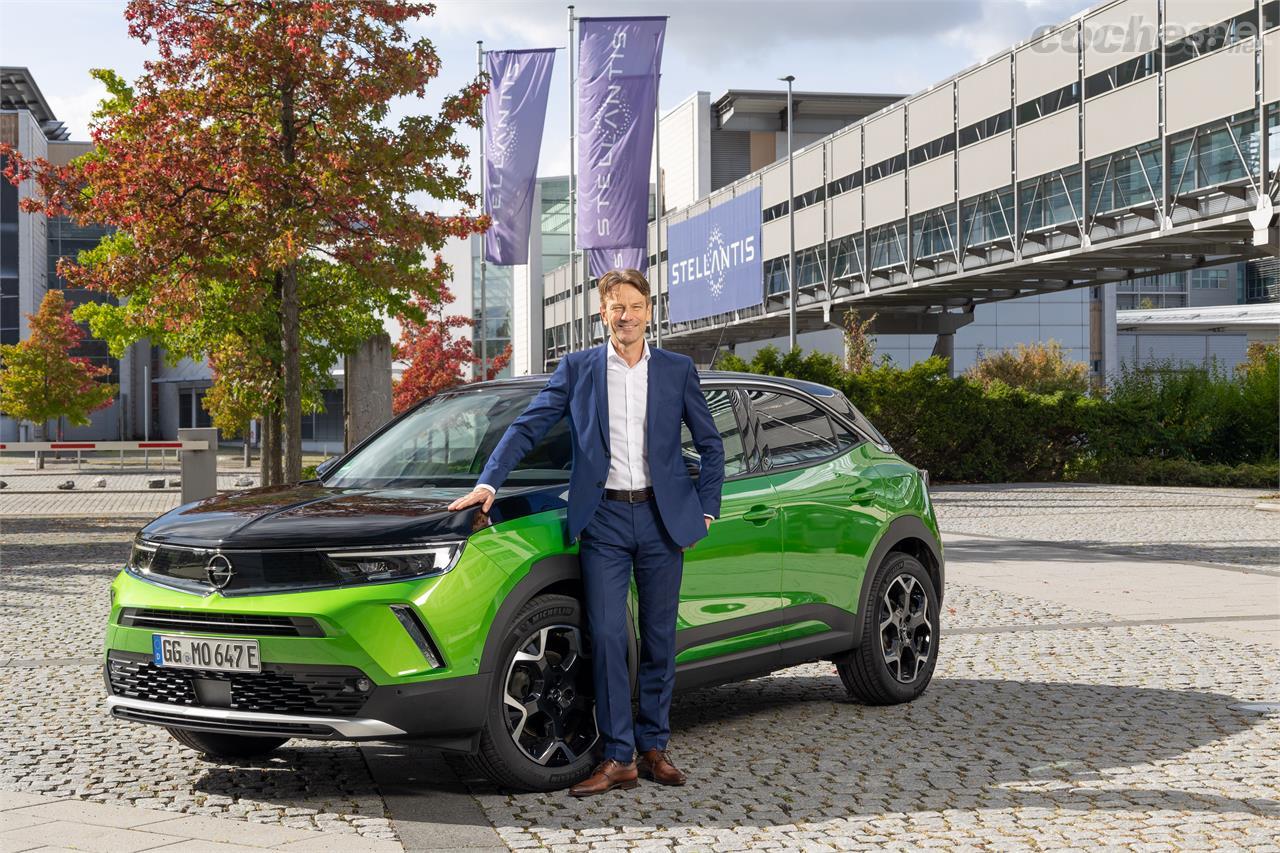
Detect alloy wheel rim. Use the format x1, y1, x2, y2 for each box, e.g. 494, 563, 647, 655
502, 624, 598, 766
878, 573, 932, 684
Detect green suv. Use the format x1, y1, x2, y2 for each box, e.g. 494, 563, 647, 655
105, 371, 943, 791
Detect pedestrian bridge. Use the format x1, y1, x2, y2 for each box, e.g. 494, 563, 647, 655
608, 0, 1279, 362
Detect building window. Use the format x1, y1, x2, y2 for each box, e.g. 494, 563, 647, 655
1165, 7, 1260, 68
764, 256, 790, 295
1169, 111, 1260, 196
1016, 81, 1080, 125
828, 234, 861, 280
867, 222, 906, 271
908, 133, 956, 167
1191, 269, 1227, 289
826, 171, 863, 197
1084, 50, 1160, 99
762, 200, 790, 222
911, 207, 957, 260
1018, 166, 1082, 231
1087, 140, 1162, 216
865, 152, 906, 183
792, 186, 825, 212
795, 247, 824, 289
960, 188, 1015, 246
958, 110, 1011, 148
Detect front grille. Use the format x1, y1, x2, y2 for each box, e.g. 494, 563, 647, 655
106, 654, 369, 717
118, 608, 323, 638
138, 546, 345, 596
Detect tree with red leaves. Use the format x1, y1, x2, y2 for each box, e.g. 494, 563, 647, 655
0, 1, 486, 484
0, 290, 116, 442
393, 279, 511, 415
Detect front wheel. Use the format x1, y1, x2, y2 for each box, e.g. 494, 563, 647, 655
838, 552, 939, 705
166, 727, 289, 758
467, 594, 599, 791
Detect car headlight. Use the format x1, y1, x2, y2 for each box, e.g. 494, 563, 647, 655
128, 540, 157, 574
323, 542, 465, 584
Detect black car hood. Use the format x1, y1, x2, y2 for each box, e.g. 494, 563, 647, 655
140, 481, 569, 549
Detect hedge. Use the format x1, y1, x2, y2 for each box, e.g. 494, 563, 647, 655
713, 346, 1279, 488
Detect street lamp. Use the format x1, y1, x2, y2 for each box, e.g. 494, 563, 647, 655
779, 75, 796, 352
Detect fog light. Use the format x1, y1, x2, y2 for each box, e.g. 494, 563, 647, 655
356, 677, 372, 693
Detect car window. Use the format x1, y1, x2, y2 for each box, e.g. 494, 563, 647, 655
679, 388, 747, 477
747, 389, 839, 468
325, 386, 571, 488
828, 390, 891, 449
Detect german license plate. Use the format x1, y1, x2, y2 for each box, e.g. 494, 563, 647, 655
153, 634, 261, 673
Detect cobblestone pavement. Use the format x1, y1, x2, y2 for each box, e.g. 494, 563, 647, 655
933, 483, 1280, 571
2, 492, 1278, 851
0, 517, 399, 842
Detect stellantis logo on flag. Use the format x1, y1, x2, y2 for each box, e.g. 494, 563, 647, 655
667, 187, 764, 324
483, 49, 555, 266
577, 17, 665, 252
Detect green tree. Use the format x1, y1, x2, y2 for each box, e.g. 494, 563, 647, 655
965, 340, 1089, 395
0, 2, 486, 484
0, 290, 116, 441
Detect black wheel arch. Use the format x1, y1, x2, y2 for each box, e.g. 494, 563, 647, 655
478, 553, 639, 690
851, 515, 944, 644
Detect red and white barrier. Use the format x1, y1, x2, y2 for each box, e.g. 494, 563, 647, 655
0, 440, 208, 452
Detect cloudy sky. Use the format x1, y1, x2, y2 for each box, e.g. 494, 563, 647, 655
3, 0, 1088, 190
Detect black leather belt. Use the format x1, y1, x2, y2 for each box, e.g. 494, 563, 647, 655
603, 486, 654, 503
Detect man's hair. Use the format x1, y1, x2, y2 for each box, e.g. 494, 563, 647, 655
597, 268, 651, 304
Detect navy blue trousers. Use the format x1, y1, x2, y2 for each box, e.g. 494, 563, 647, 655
578, 497, 684, 763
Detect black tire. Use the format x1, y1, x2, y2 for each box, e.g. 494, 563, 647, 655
838, 552, 939, 705
467, 594, 600, 792
166, 727, 289, 758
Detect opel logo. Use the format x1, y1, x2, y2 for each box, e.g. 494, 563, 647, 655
206, 553, 235, 590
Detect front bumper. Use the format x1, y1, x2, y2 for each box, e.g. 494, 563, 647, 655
106, 695, 405, 739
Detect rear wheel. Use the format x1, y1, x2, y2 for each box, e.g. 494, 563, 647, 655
468, 594, 599, 791
166, 727, 289, 758
838, 552, 939, 705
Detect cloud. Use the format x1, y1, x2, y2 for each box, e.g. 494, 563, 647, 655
427, 0, 993, 67
46, 77, 110, 140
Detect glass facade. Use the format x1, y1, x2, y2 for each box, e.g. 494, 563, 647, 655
47, 215, 118, 382
0, 155, 17, 347
471, 238, 514, 379
1116, 271, 1189, 310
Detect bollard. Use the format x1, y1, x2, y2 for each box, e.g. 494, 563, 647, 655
178, 427, 219, 504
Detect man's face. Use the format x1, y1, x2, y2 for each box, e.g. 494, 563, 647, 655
600, 282, 651, 347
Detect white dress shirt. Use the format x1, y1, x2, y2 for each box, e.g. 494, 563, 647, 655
604, 339, 651, 490
476, 340, 714, 521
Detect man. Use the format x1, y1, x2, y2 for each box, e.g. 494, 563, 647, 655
447, 268, 725, 796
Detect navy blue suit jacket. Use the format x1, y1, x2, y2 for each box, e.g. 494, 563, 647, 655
477, 343, 725, 549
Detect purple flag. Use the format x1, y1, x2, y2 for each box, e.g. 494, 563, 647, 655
588, 246, 649, 279
484, 49, 556, 265
577, 17, 665, 251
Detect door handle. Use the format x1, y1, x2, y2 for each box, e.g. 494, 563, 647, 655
849, 485, 877, 505
741, 505, 778, 524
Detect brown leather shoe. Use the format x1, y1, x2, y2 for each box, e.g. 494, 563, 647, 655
568, 759, 638, 797
637, 748, 686, 786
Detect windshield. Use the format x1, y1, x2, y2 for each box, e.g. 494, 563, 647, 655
324, 385, 571, 489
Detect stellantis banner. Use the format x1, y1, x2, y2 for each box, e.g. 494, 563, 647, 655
588, 246, 648, 279
483, 49, 556, 265
577, 17, 665, 252
667, 187, 763, 323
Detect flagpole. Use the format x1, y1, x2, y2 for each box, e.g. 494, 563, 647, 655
477, 40, 488, 376
653, 45, 663, 348
567, 5, 578, 354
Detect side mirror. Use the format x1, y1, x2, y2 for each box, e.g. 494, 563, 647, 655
315, 456, 340, 478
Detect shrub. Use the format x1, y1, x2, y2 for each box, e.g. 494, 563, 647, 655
1070, 457, 1279, 489
964, 340, 1089, 395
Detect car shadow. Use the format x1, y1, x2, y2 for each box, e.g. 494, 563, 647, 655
440, 675, 1278, 825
